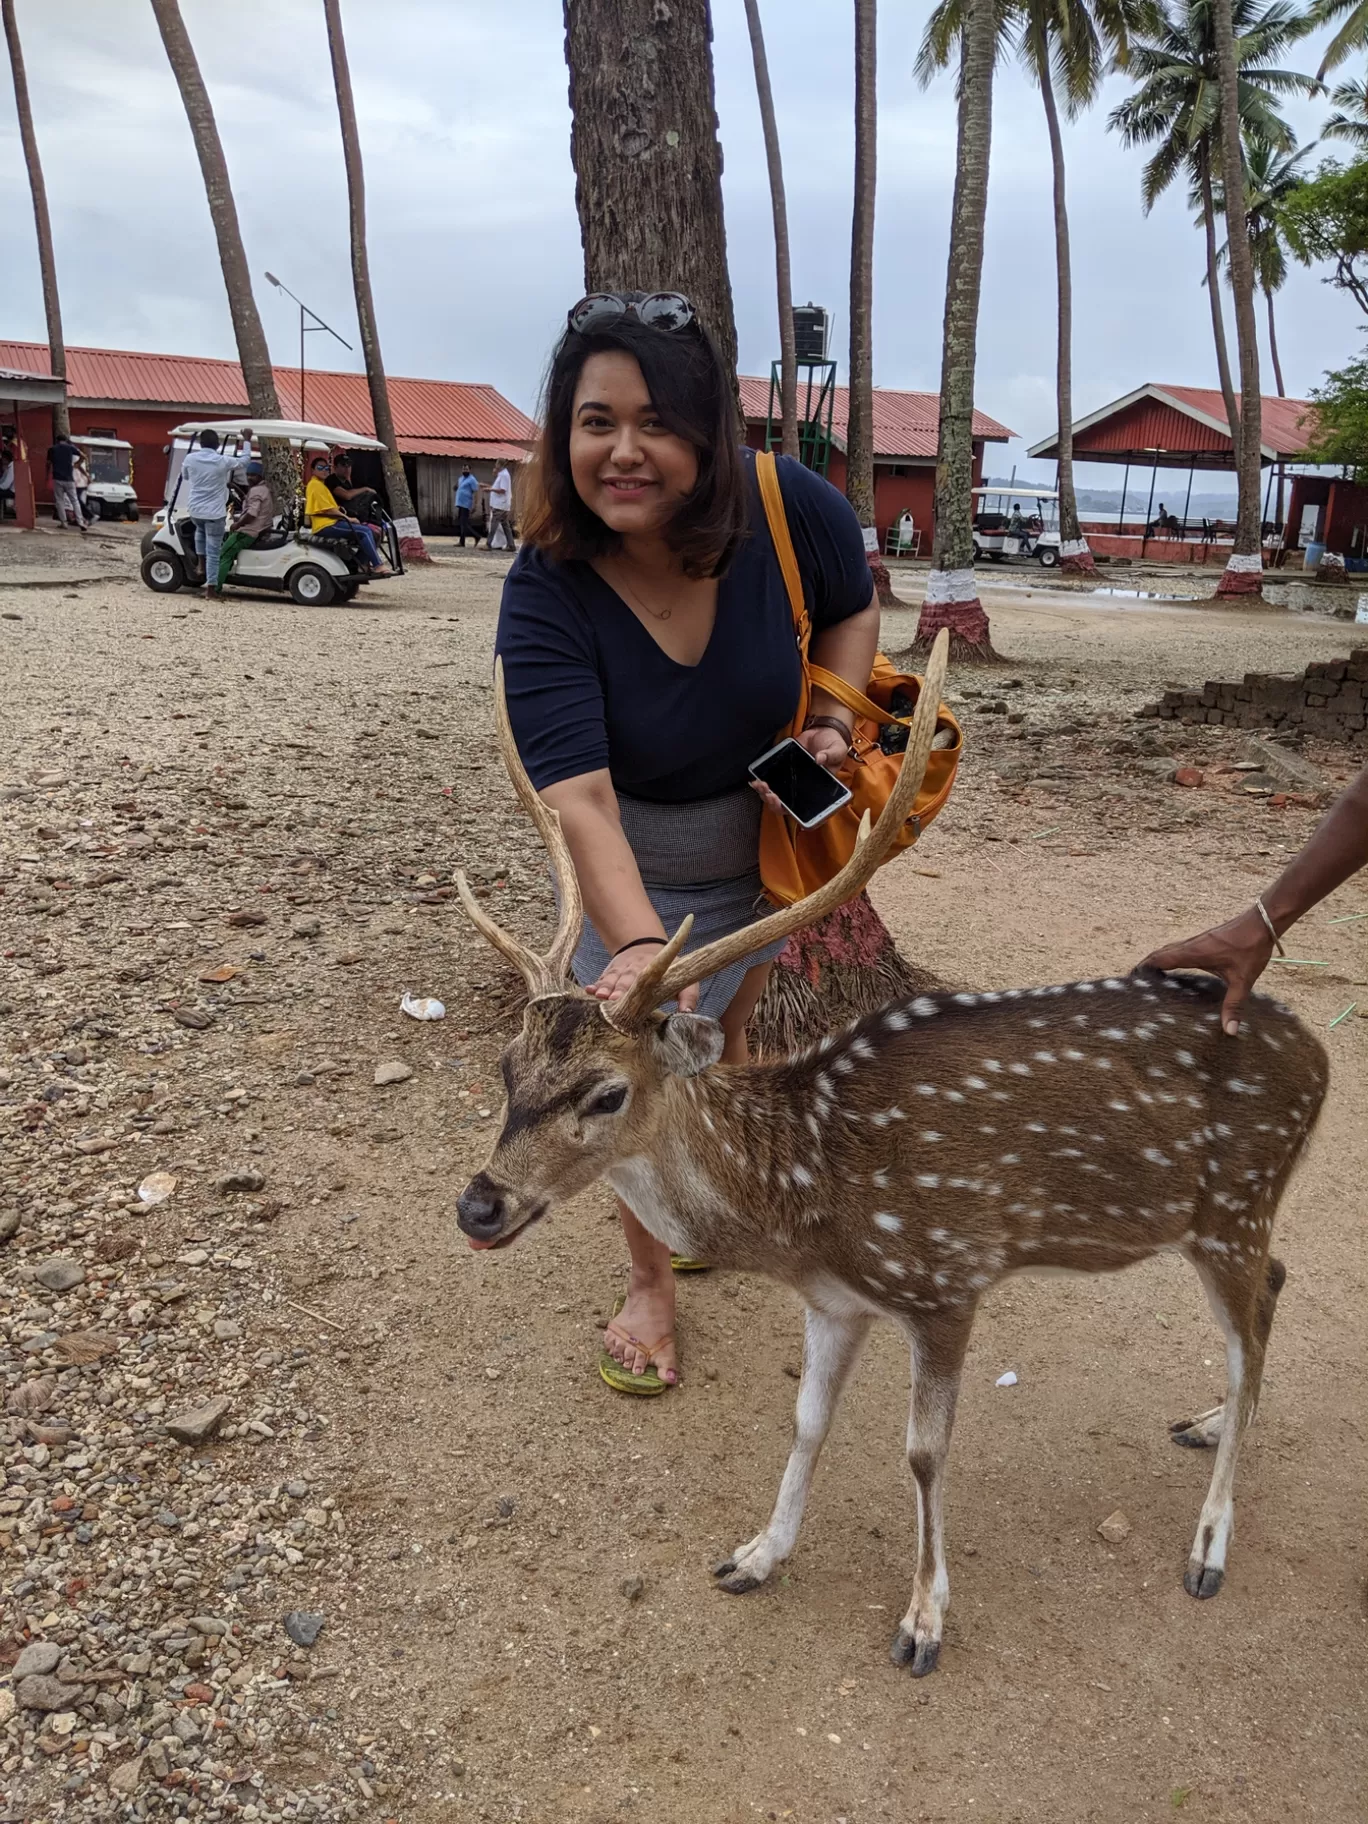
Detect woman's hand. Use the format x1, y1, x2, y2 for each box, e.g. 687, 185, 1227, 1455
750, 726, 849, 816
589, 942, 699, 1013
1141, 907, 1276, 1036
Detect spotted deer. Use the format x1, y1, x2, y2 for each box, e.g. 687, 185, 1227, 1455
454, 635, 1328, 1675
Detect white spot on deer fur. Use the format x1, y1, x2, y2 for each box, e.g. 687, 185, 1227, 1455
1063, 1049, 1085, 1062
1076, 982, 1096, 993
920, 1130, 944, 1143
984, 1059, 1003, 1072
916, 1083, 937, 1097
916, 1173, 941, 1189
832, 1055, 856, 1076
944, 1089, 966, 1103
953, 992, 978, 1006
1033, 1050, 1057, 1064
1108, 1100, 1131, 1113
1008, 1062, 1033, 1077
964, 1075, 987, 1091
1028, 1017, 1047, 1030
882, 1260, 907, 1278
884, 1009, 911, 1032
872, 1169, 890, 1189
1225, 1078, 1263, 1095
1103, 978, 1125, 990
816, 1072, 836, 1099
791, 1164, 814, 1189
1000, 1152, 1021, 1164
1100, 1028, 1128, 1043
869, 1107, 907, 1127
1176, 1050, 1196, 1068
1025, 1120, 1047, 1132
863, 1276, 887, 1292
1093, 1058, 1114, 1070
850, 1037, 876, 1061
911, 997, 939, 1017
874, 1212, 903, 1233
1144, 1147, 1172, 1167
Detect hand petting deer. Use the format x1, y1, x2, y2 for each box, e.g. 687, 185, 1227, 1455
455, 633, 1328, 1677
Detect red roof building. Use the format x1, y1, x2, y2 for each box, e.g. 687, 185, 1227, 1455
0, 339, 537, 524
1028, 382, 1317, 469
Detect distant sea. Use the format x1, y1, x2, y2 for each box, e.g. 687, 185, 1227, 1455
983, 476, 1241, 523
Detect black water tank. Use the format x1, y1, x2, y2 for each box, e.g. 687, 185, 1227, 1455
793, 304, 830, 363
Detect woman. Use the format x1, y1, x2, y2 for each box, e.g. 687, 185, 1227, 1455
304, 457, 391, 576
496, 291, 880, 1393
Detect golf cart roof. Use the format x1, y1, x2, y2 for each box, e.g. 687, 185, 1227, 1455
972, 486, 1059, 500
75, 435, 132, 450
168, 418, 387, 451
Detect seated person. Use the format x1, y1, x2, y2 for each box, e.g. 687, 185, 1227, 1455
304, 457, 391, 575
214, 460, 276, 591
1006, 504, 1028, 540
326, 453, 380, 525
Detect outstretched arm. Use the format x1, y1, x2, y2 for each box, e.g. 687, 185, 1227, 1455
1142, 765, 1368, 1034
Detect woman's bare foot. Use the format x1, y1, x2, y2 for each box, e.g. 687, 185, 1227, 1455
603, 1263, 678, 1384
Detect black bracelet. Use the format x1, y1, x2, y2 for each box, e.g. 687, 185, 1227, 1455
612, 935, 668, 959
803, 713, 854, 742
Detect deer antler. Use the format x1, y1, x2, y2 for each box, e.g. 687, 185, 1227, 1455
605, 628, 951, 1023
454, 657, 584, 998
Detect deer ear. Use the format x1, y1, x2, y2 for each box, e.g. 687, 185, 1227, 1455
652, 1012, 725, 1078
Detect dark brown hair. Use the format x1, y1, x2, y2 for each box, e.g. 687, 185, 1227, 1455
521, 300, 747, 579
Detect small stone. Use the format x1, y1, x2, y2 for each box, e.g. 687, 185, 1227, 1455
17, 1674, 83, 1713
213, 1168, 265, 1194
166, 1393, 232, 1445
172, 1007, 215, 1029
1173, 766, 1204, 789
1097, 1509, 1132, 1544
108, 1754, 143, 1795
620, 1575, 645, 1603
34, 1256, 86, 1292
0, 1207, 21, 1243
14, 1641, 63, 1678
188, 1615, 231, 1637
0, 1690, 14, 1726
214, 1318, 241, 1340
291, 917, 322, 938
284, 1478, 310, 1498
283, 1610, 325, 1648
373, 1060, 413, 1086
7, 1376, 56, 1417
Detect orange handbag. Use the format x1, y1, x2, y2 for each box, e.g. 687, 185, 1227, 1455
755, 448, 962, 908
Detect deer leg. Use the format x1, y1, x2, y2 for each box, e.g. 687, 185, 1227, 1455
1169, 1256, 1285, 1451
1181, 1248, 1284, 1600
713, 1304, 871, 1596
890, 1311, 972, 1677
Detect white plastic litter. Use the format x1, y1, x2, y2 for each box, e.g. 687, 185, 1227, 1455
137, 1172, 178, 1207
400, 991, 445, 1022
995, 1370, 1018, 1388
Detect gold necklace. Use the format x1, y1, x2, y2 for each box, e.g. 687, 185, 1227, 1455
610, 563, 673, 622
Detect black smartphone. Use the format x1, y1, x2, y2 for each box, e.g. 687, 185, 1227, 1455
748, 737, 853, 829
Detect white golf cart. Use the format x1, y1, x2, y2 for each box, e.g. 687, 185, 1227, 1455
140, 418, 402, 605
76, 436, 140, 521
972, 486, 1062, 568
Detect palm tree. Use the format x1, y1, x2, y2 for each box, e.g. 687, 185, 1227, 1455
1214, 139, 1311, 395
149, 0, 291, 504
742, 0, 799, 460
1108, 0, 1317, 478
911, 0, 1000, 658
1323, 75, 1368, 145
1309, 0, 1368, 76
3, 0, 69, 438
323, 0, 428, 562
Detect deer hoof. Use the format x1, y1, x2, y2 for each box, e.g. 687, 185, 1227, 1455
890, 1629, 940, 1677
715, 1567, 766, 1595
1169, 1405, 1224, 1449
1183, 1561, 1225, 1600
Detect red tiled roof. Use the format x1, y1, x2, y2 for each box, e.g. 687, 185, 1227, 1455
395, 436, 532, 463
0, 339, 538, 448
737, 374, 1014, 457
1155, 385, 1317, 458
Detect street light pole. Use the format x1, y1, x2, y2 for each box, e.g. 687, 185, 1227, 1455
263, 272, 351, 420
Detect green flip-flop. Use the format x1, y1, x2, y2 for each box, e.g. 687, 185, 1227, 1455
598, 1295, 674, 1396
670, 1255, 710, 1273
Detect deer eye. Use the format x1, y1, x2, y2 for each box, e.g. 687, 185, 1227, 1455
586, 1083, 629, 1117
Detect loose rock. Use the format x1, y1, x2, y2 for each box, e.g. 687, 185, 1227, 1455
17, 1674, 84, 1713
166, 1393, 232, 1444
14, 1641, 63, 1678
374, 1059, 414, 1086
1097, 1509, 1132, 1544
34, 1255, 86, 1292
283, 1610, 326, 1648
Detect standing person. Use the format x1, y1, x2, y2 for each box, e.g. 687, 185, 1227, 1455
179, 429, 251, 596
304, 456, 391, 576
46, 431, 88, 531
497, 290, 879, 1393
0, 436, 15, 520
73, 447, 93, 525
215, 459, 275, 590
487, 462, 516, 551
1143, 764, 1368, 1033
454, 462, 479, 547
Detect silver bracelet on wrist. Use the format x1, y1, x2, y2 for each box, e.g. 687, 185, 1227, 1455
1254, 897, 1286, 957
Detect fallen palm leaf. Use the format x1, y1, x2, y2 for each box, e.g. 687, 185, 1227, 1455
1329, 1002, 1359, 1028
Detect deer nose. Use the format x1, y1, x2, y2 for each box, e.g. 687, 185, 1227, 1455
457, 1172, 506, 1241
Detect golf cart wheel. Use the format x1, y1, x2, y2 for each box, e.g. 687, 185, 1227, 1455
1037, 545, 1059, 568
337, 580, 361, 602
141, 550, 185, 593
124, 501, 140, 522
288, 564, 337, 607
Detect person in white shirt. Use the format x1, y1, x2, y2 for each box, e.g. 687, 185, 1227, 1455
179, 430, 252, 595
487, 464, 516, 552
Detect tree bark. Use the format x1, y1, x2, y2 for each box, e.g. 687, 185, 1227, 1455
150, 0, 291, 504
4, 0, 69, 439
915, 0, 998, 659
563, 0, 737, 382
743, 0, 798, 461
1210, 0, 1265, 596
323, 0, 428, 563
1039, 62, 1094, 575
1265, 286, 1286, 397
1199, 148, 1242, 479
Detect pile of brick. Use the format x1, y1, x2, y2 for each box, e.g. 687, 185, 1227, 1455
1140, 647, 1368, 740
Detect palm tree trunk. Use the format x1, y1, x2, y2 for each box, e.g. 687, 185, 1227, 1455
323, 0, 428, 563
846, 0, 901, 609
1199, 148, 1243, 480
1210, 0, 1265, 596
150, 0, 291, 506
1265, 286, 1286, 397
3, 0, 69, 439
914, 0, 999, 659
743, 0, 799, 461
1039, 61, 1093, 575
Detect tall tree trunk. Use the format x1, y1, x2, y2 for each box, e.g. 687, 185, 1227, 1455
743, 0, 799, 461
846, 0, 900, 608
150, 0, 291, 505
1039, 61, 1093, 575
323, 0, 428, 563
4, 0, 69, 439
1199, 148, 1242, 478
1210, 0, 1265, 597
914, 0, 999, 659
563, 0, 737, 380
1265, 286, 1286, 397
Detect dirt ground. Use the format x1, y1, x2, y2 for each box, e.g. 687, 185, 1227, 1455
2, 524, 1364, 1824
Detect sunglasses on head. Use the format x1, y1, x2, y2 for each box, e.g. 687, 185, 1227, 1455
567, 291, 696, 336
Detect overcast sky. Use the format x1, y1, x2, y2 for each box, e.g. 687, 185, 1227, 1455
2, 0, 1358, 491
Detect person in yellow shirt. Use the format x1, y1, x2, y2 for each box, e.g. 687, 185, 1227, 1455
304, 456, 391, 575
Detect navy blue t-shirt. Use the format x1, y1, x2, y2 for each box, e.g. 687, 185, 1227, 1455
496, 452, 872, 803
